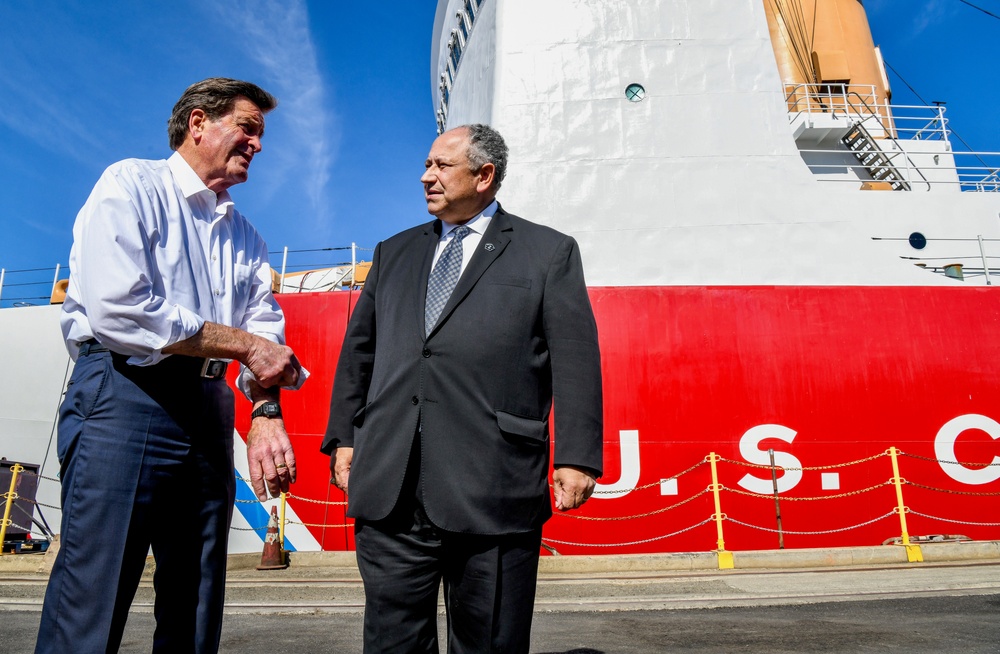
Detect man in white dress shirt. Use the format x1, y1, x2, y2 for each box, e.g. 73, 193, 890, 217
35, 78, 304, 654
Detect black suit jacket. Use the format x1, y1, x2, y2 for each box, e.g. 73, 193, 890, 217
322, 206, 603, 535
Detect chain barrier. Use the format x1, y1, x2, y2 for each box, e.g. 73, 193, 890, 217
909, 511, 1000, 528
728, 511, 897, 535
900, 452, 1000, 467
591, 458, 707, 495
285, 493, 347, 506
13, 469, 61, 484
231, 524, 271, 532
287, 520, 355, 529
717, 451, 887, 471
543, 519, 715, 548
555, 489, 710, 521
8, 446, 1000, 554
905, 481, 1000, 496
722, 481, 891, 501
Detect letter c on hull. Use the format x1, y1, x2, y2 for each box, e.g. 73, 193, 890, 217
935, 414, 1000, 485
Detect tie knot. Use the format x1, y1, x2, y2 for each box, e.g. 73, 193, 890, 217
451, 225, 471, 241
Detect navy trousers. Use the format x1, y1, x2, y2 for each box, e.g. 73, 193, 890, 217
35, 349, 236, 654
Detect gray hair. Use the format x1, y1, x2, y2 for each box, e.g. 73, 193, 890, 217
167, 78, 278, 150
462, 124, 508, 191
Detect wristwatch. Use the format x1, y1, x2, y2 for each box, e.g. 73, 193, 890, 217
251, 401, 282, 420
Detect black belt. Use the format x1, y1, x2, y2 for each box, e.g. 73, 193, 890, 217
78, 339, 229, 380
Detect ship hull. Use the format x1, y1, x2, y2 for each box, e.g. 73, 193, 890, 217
254, 286, 1000, 554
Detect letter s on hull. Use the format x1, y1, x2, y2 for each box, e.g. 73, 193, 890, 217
935, 414, 1000, 485
737, 424, 803, 494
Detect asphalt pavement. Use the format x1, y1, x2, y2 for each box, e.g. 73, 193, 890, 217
2, 542, 999, 653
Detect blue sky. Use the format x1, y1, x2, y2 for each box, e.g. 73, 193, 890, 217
0, 0, 996, 306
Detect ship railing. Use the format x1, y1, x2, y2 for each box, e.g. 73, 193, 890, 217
784, 83, 883, 122
8, 448, 998, 565
789, 84, 1000, 192
785, 83, 951, 142
267, 243, 374, 294
795, 149, 1000, 192
0, 264, 67, 309
788, 83, 940, 188
0, 244, 373, 309
975, 169, 1000, 192
873, 234, 1000, 285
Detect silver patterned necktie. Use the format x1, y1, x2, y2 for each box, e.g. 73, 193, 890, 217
425, 225, 471, 336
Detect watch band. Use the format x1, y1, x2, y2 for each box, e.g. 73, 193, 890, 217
251, 401, 282, 420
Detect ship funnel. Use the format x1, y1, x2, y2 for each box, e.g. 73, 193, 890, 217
764, 0, 894, 132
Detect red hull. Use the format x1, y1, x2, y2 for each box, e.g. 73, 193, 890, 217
233, 287, 1000, 554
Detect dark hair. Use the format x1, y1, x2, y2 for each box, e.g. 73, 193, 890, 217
463, 124, 508, 191
167, 78, 278, 150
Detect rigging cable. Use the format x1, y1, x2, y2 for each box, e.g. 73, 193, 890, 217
768, 0, 816, 83
956, 0, 1000, 21
882, 59, 994, 177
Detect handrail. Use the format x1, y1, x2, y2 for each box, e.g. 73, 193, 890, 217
782, 83, 1000, 192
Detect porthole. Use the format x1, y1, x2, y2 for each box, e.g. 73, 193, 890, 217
625, 83, 645, 102
908, 232, 927, 250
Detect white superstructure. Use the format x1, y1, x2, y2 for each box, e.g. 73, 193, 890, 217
432, 0, 1000, 287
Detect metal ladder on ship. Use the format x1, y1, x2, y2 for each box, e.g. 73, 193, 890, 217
841, 123, 911, 191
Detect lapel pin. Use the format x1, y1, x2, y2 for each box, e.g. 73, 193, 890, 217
484, 243, 495, 251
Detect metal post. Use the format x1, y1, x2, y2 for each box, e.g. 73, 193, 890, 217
888, 447, 923, 562
280, 246, 289, 293
769, 449, 784, 550
978, 235, 991, 285
0, 268, 5, 304
351, 242, 357, 287
279, 492, 287, 550
0, 464, 23, 556
51, 264, 61, 300
708, 452, 734, 569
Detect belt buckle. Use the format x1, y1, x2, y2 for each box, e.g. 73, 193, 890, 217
200, 358, 228, 380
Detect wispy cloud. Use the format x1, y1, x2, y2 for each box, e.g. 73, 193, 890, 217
0, 42, 107, 164
912, 0, 945, 35
207, 0, 338, 234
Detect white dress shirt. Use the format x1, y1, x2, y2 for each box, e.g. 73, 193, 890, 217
430, 200, 498, 276
61, 152, 292, 396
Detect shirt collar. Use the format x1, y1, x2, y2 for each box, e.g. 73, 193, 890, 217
441, 200, 498, 238
168, 152, 234, 218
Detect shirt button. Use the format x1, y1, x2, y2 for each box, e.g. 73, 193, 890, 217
411, 396, 419, 405
215, 289, 221, 295
212, 255, 217, 261
422, 348, 431, 358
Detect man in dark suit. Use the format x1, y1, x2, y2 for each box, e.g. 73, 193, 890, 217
322, 124, 603, 653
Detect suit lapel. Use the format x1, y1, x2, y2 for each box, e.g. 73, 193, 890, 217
426, 208, 512, 339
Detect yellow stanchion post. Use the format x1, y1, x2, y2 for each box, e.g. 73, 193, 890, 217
0, 464, 24, 556
708, 452, 734, 570
279, 491, 287, 551
888, 447, 923, 563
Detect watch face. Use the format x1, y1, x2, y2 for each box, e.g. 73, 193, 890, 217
253, 402, 281, 419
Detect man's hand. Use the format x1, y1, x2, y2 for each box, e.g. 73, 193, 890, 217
246, 416, 296, 501
553, 465, 596, 511
164, 323, 302, 388
245, 337, 302, 388
331, 447, 353, 494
